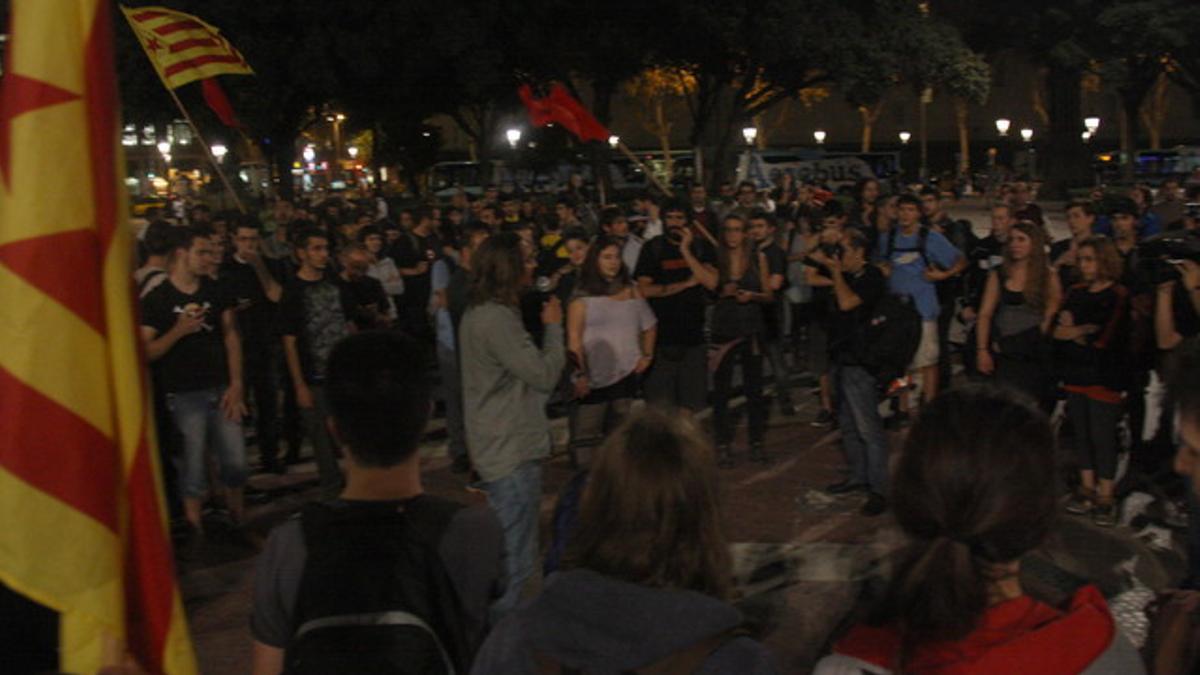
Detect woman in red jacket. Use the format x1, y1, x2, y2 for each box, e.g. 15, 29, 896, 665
816, 385, 1144, 675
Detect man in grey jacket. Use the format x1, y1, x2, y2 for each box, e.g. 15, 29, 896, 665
459, 232, 565, 619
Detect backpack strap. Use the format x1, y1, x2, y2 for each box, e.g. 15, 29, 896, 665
886, 226, 931, 268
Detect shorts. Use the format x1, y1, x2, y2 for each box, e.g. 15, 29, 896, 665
910, 320, 940, 370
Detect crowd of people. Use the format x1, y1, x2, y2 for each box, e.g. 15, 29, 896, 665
130, 172, 1200, 673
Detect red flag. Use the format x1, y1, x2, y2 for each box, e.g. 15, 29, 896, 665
201, 78, 244, 129
518, 83, 610, 143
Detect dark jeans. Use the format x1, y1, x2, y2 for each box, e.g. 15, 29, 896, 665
151, 381, 182, 520
245, 343, 280, 466
436, 343, 467, 461
1066, 391, 1121, 480
763, 338, 793, 405
644, 343, 708, 412
713, 338, 766, 446
833, 365, 889, 494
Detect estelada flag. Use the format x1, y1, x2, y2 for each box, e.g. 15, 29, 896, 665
518, 83, 611, 143
120, 5, 253, 90
0, 1, 197, 673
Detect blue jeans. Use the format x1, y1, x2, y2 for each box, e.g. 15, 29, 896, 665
482, 460, 542, 620
167, 387, 248, 499
833, 365, 889, 495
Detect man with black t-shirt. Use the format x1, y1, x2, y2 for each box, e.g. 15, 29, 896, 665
281, 228, 352, 498
391, 206, 441, 340
337, 244, 395, 331
811, 230, 889, 516
750, 210, 797, 415
222, 218, 285, 474
634, 202, 719, 414
251, 331, 503, 675
141, 227, 248, 533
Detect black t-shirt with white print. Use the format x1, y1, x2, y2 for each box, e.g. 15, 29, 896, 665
141, 277, 232, 394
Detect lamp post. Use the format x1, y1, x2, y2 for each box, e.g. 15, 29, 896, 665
608, 135, 620, 150
1084, 116, 1100, 137
505, 128, 522, 149
347, 146, 359, 160
898, 131, 911, 145
211, 144, 228, 163
813, 129, 826, 145
740, 126, 758, 182
1020, 128, 1035, 179
995, 118, 1011, 137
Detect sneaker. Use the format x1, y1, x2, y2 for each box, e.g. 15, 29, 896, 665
1064, 489, 1094, 515
861, 492, 887, 516
885, 375, 913, 398
717, 444, 734, 469
1092, 500, 1118, 528
811, 409, 834, 428
826, 480, 867, 495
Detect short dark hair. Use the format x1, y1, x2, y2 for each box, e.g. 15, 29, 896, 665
325, 331, 433, 467
170, 225, 213, 253
562, 226, 590, 245
842, 228, 869, 253
413, 206, 435, 223
1066, 200, 1096, 217
143, 220, 176, 256
357, 225, 383, 242
292, 226, 329, 251
232, 214, 262, 234
1109, 197, 1139, 217
661, 200, 687, 217
747, 209, 775, 227
918, 186, 939, 199
896, 194, 922, 209
599, 206, 626, 229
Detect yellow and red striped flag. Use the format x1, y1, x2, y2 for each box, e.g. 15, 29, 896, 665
120, 5, 253, 90
0, 1, 197, 673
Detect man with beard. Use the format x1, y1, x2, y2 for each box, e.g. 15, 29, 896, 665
634, 202, 719, 414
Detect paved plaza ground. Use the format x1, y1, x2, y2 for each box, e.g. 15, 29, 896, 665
178, 197, 1188, 674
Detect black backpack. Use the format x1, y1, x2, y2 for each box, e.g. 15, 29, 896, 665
284, 497, 469, 675
862, 292, 923, 388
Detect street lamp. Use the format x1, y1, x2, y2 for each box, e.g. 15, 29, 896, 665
813, 130, 827, 145
347, 146, 359, 159
1082, 130, 1093, 142
1084, 116, 1101, 135
995, 118, 1011, 137
211, 144, 228, 163
608, 135, 620, 150
1020, 128, 1034, 143
156, 141, 171, 156
505, 128, 522, 149
742, 126, 758, 146
898, 131, 912, 145
302, 145, 315, 163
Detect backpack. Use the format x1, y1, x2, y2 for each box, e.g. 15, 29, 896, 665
862, 292, 923, 388
284, 497, 469, 675
885, 225, 931, 268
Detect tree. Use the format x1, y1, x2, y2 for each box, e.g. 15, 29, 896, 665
625, 67, 697, 179
936, 49, 991, 180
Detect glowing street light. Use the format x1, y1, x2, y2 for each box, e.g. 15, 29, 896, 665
813, 129, 827, 145
347, 146, 359, 159
1082, 130, 1093, 142
995, 118, 1011, 137
1020, 128, 1034, 143
156, 140, 171, 156
211, 144, 228, 162
608, 135, 620, 149
898, 131, 912, 145
302, 145, 316, 163
742, 126, 758, 146
1084, 116, 1101, 135
505, 128, 522, 149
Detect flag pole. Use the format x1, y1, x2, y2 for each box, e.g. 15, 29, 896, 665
613, 140, 717, 246
162, 86, 247, 214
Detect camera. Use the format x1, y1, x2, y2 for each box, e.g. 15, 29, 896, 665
1136, 229, 1200, 284
801, 242, 844, 271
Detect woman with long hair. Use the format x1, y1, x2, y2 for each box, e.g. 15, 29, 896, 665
975, 220, 1062, 404
566, 235, 657, 467
817, 385, 1143, 674
473, 408, 777, 673
849, 177, 882, 229
459, 231, 565, 619
712, 214, 774, 466
1054, 237, 1130, 527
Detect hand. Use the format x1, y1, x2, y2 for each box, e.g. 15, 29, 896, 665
1176, 259, 1200, 289
683, 275, 700, 289
721, 282, 739, 298
634, 354, 653, 374
678, 225, 694, 248
415, 261, 430, 274
573, 376, 590, 400
878, 262, 893, 278
541, 296, 563, 325
1058, 310, 1075, 327
977, 349, 995, 374
220, 383, 247, 422
171, 309, 207, 337
923, 268, 944, 282
296, 384, 315, 410
808, 250, 833, 268
241, 248, 260, 265
735, 290, 755, 304
1159, 279, 1178, 295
